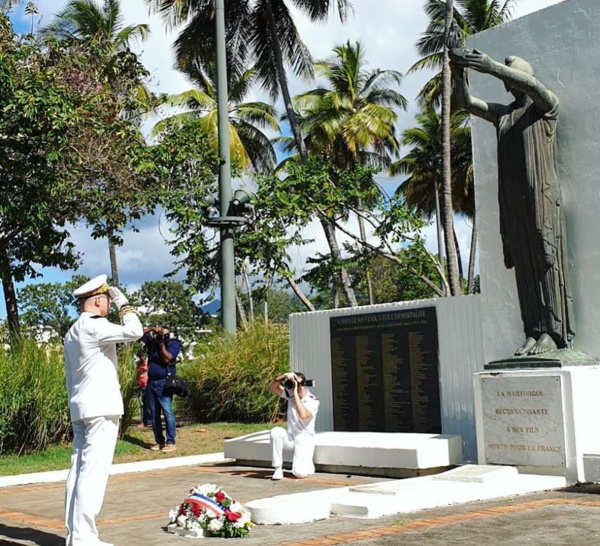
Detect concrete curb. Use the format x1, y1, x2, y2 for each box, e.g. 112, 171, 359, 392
0, 452, 230, 488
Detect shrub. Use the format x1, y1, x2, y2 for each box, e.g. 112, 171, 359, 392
118, 343, 142, 436
180, 321, 290, 423
0, 341, 69, 454
0, 340, 143, 455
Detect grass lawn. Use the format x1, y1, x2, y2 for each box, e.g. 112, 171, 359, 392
0, 421, 278, 477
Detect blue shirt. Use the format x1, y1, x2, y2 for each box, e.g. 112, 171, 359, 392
144, 332, 181, 380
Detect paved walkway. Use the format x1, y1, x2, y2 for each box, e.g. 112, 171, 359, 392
1, 460, 600, 545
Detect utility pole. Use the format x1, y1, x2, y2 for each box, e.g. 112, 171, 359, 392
215, 0, 235, 332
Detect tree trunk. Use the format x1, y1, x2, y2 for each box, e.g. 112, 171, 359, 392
357, 198, 374, 305
108, 238, 119, 286
284, 273, 316, 311
453, 226, 464, 281
265, 1, 308, 161
266, 1, 357, 306
235, 290, 248, 330
321, 218, 358, 307
0, 245, 20, 341
467, 214, 478, 294
441, 0, 462, 296
242, 260, 254, 322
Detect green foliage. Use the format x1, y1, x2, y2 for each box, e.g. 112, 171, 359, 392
0, 339, 144, 455
153, 63, 279, 174
293, 40, 406, 170
117, 343, 140, 437
247, 286, 305, 323
366, 242, 439, 303
0, 341, 69, 454
17, 276, 88, 339
180, 322, 290, 423
151, 118, 220, 293
135, 280, 207, 343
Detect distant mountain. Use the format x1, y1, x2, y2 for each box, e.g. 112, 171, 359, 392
201, 300, 221, 316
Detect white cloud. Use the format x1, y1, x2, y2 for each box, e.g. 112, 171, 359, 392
3, 0, 562, 315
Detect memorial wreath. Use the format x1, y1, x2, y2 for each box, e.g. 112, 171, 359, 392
168, 483, 254, 538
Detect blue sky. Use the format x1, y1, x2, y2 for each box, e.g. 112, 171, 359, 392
1, 0, 563, 318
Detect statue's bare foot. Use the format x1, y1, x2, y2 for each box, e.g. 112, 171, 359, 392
515, 337, 536, 355
529, 333, 558, 355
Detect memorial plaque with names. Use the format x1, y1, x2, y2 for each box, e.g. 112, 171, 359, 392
330, 308, 440, 433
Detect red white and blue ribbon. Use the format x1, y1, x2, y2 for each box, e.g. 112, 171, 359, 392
184, 493, 226, 518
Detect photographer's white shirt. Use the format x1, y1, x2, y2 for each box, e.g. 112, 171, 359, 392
283, 388, 320, 436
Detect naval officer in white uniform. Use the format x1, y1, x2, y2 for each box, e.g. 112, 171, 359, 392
64, 274, 143, 546
268, 371, 320, 480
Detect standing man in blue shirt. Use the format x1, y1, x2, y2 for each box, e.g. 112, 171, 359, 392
142, 326, 181, 452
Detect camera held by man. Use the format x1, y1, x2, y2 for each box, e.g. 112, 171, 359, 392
268, 371, 319, 480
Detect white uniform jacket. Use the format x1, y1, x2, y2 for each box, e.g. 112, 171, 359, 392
64, 311, 143, 421
284, 389, 320, 437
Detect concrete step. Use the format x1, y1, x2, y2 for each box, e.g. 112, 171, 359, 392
224, 430, 463, 477
246, 465, 567, 523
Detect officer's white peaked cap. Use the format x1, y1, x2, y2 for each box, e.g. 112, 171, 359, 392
73, 274, 109, 299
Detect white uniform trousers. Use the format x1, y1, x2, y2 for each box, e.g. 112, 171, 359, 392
270, 427, 316, 478
65, 415, 119, 546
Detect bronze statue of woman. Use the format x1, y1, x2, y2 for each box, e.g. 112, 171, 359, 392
451, 49, 574, 356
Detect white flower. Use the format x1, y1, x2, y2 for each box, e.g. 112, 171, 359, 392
208, 518, 224, 533
176, 515, 187, 527
169, 509, 178, 523
238, 510, 251, 525
194, 483, 218, 496
230, 501, 243, 513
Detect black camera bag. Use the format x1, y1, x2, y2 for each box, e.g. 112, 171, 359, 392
164, 373, 190, 398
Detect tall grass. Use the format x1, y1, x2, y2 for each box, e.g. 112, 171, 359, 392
0, 341, 69, 454
0, 321, 290, 455
118, 344, 141, 436
180, 322, 290, 423
0, 340, 142, 455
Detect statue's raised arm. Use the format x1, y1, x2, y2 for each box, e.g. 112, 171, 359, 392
450, 49, 558, 121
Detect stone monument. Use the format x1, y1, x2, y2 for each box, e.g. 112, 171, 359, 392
460, 0, 600, 483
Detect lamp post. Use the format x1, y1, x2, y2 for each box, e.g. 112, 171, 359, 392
214, 0, 235, 332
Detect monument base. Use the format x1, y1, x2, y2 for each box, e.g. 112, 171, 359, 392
474, 364, 600, 484
485, 349, 597, 370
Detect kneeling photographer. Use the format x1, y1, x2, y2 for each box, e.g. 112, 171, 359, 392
268, 371, 320, 480
142, 326, 181, 453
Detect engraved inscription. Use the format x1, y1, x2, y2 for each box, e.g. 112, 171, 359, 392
481, 375, 565, 467
330, 308, 440, 433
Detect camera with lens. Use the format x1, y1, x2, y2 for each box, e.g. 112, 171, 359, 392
155, 332, 170, 343
283, 376, 314, 390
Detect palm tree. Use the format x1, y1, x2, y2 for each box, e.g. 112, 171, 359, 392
295, 41, 406, 170
293, 41, 408, 304
391, 108, 475, 293
411, 0, 518, 296
145, 0, 351, 163
44, 0, 151, 285
152, 63, 279, 174
409, 0, 519, 107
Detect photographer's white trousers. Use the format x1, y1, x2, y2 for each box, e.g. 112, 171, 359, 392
270, 427, 316, 477
65, 416, 119, 546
